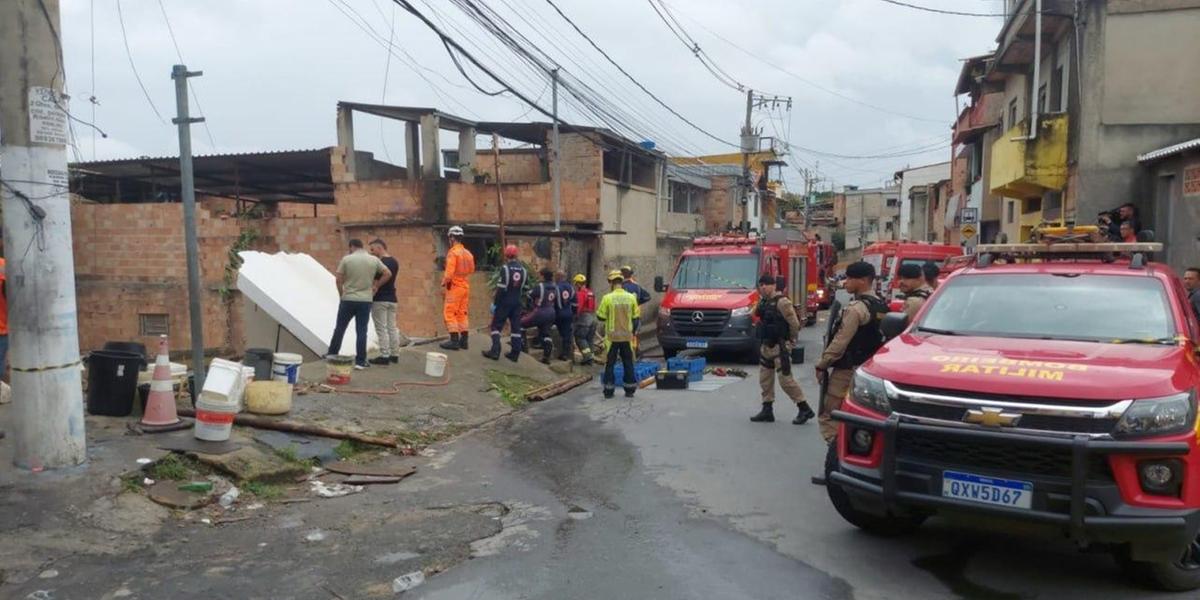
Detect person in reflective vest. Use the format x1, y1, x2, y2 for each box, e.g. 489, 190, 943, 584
483, 245, 526, 362
522, 268, 560, 364
440, 226, 475, 350
597, 270, 640, 399
572, 274, 597, 365
554, 270, 576, 361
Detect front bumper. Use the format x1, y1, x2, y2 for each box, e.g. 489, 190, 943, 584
830, 410, 1200, 561
657, 314, 756, 353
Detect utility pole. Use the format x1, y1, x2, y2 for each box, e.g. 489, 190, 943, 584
492, 133, 506, 248
551, 68, 561, 232
740, 88, 754, 233
0, 0, 88, 469
172, 65, 206, 392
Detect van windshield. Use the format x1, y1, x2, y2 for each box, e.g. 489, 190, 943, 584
672, 256, 758, 290
918, 273, 1175, 342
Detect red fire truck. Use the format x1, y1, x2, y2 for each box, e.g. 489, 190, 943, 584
654, 229, 810, 359
861, 241, 964, 305
808, 239, 838, 310
826, 241, 1200, 591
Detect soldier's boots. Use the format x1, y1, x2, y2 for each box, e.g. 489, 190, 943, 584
750, 402, 775, 423
482, 348, 501, 361
793, 403, 816, 425
439, 333, 461, 351
504, 350, 521, 363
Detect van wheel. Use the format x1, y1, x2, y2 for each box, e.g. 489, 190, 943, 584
1119, 536, 1200, 592
806, 314, 817, 327
825, 441, 925, 537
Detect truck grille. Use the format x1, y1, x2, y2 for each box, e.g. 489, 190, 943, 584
889, 397, 1119, 436
671, 309, 730, 337
896, 430, 1113, 481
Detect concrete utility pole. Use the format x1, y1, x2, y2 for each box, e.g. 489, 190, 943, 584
172, 65, 207, 392
740, 88, 754, 232
551, 68, 561, 232
0, 0, 88, 469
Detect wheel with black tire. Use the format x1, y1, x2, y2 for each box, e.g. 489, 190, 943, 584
1119, 536, 1200, 592
806, 313, 817, 327
824, 441, 925, 537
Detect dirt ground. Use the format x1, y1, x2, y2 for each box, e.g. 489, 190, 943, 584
0, 342, 582, 595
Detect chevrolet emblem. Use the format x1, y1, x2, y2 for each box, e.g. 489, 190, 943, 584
964, 407, 1021, 427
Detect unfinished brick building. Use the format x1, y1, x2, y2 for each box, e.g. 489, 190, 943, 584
69, 103, 751, 358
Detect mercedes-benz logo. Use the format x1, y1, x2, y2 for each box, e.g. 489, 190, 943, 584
691, 311, 705, 323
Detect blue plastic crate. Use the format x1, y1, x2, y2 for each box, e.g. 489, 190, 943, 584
667, 356, 706, 382
613, 360, 660, 383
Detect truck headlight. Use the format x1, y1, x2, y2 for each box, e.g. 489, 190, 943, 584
731, 306, 752, 318
659, 308, 671, 318
851, 370, 891, 415
1114, 392, 1195, 438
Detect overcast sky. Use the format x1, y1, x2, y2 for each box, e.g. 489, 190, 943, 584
59, 0, 1006, 192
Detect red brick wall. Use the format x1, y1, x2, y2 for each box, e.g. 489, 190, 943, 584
474, 149, 546, 184
445, 181, 600, 224
335, 179, 426, 224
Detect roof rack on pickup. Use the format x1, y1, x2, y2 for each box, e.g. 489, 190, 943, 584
974, 242, 1163, 269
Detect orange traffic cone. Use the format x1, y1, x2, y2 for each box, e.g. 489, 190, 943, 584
141, 335, 182, 427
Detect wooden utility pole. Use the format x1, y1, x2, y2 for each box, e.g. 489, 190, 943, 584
0, 0, 88, 469
492, 133, 506, 249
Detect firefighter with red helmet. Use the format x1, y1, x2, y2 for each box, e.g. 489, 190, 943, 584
482, 244, 527, 362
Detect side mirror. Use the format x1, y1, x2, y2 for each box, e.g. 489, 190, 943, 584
881, 312, 909, 340
654, 275, 666, 293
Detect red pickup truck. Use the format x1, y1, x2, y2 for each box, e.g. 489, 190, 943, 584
825, 242, 1200, 591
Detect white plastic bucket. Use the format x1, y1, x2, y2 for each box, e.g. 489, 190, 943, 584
272, 353, 303, 384
425, 352, 448, 378
194, 397, 237, 441
201, 358, 245, 406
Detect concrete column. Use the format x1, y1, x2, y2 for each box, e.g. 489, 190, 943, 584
405, 121, 420, 178
457, 127, 477, 183
336, 105, 357, 182
419, 114, 441, 179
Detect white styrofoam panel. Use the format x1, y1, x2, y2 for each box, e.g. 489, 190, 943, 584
236, 251, 378, 357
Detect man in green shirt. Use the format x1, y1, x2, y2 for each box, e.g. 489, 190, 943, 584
597, 270, 640, 399
327, 239, 390, 370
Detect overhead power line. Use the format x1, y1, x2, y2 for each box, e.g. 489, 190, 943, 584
157, 0, 217, 149
874, 0, 1008, 17
116, 0, 166, 124
541, 0, 736, 148
659, 0, 947, 124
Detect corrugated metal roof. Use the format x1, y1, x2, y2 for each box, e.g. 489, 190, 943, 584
1138, 137, 1200, 163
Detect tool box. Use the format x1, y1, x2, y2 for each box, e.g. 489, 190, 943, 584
655, 370, 690, 390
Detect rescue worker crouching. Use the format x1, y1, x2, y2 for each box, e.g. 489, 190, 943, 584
523, 268, 560, 364
440, 226, 476, 351
750, 274, 817, 425
482, 245, 527, 362
815, 261, 888, 443
572, 274, 598, 365
598, 270, 640, 399
897, 263, 932, 322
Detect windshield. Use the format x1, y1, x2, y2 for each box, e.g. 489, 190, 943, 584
671, 256, 758, 290
918, 273, 1175, 342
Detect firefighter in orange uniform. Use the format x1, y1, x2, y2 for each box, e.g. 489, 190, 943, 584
439, 226, 476, 350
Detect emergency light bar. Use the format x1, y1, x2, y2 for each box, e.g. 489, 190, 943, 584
976, 242, 1163, 254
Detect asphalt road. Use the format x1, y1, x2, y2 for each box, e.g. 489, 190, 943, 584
414, 310, 1194, 600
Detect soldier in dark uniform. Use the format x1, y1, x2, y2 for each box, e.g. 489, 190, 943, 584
897, 263, 933, 322
482, 245, 527, 362
815, 261, 888, 443
750, 274, 817, 425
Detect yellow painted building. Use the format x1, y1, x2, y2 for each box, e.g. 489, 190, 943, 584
990, 114, 1069, 242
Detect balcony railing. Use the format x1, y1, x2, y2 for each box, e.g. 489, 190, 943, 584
989, 113, 1068, 199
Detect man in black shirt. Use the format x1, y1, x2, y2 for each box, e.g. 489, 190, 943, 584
1185, 268, 1200, 321
369, 239, 404, 365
